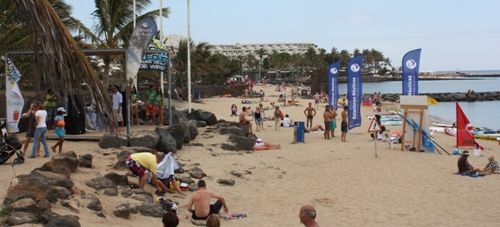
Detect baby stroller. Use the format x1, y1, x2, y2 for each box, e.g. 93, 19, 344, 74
0, 120, 24, 165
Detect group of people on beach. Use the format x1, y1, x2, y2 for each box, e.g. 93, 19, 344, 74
457, 151, 499, 176
22, 95, 66, 159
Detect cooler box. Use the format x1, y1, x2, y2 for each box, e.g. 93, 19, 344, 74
294, 121, 305, 143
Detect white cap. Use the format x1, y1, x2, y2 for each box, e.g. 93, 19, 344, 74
57, 107, 66, 112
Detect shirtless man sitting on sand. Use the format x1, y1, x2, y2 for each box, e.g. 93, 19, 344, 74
187, 180, 228, 220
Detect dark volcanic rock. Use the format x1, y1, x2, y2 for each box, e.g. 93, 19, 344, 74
156, 127, 177, 153
45, 215, 81, 227
103, 188, 118, 196
104, 172, 129, 186
52, 155, 79, 173
128, 130, 160, 149
217, 179, 235, 186
167, 124, 187, 149
220, 134, 256, 151
219, 126, 246, 136
79, 154, 93, 168
5, 211, 39, 226
87, 197, 102, 211
10, 198, 37, 212
113, 203, 132, 219
5, 174, 59, 204
196, 120, 207, 127
98, 134, 128, 149
85, 176, 117, 190
138, 204, 166, 217
188, 167, 206, 179
186, 120, 199, 140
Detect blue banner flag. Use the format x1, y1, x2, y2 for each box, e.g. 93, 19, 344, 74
402, 49, 422, 95
347, 55, 363, 129
327, 61, 340, 110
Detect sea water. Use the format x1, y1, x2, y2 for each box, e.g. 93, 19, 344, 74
337, 78, 500, 129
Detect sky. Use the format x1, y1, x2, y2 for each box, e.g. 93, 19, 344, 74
66, 0, 500, 71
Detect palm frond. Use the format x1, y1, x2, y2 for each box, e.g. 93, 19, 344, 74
15, 0, 117, 133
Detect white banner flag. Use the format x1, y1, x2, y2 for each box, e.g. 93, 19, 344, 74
5, 58, 25, 133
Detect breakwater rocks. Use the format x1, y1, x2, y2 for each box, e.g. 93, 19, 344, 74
381, 91, 500, 102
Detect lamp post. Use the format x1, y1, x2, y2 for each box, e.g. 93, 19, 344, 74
186, 0, 192, 113
159, 0, 165, 125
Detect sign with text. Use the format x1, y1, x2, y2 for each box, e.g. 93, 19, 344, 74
140, 52, 169, 71
347, 55, 364, 129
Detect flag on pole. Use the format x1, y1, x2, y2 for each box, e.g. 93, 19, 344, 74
5, 58, 25, 133
402, 49, 422, 95
327, 61, 340, 110
456, 102, 476, 148
126, 17, 158, 89
347, 55, 363, 129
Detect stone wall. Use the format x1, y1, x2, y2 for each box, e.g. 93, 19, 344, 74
381, 91, 500, 102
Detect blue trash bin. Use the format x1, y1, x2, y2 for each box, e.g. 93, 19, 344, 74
295, 121, 305, 143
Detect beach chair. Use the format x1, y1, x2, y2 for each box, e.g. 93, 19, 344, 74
384, 132, 399, 150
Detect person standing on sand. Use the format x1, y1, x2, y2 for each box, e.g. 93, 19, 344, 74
299, 205, 320, 227
274, 106, 283, 131
314, 92, 321, 109
111, 85, 123, 128
30, 104, 50, 158
254, 106, 263, 132
341, 105, 348, 142
323, 106, 332, 139
330, 106, 338, 138
239, 107, 252, 133
187, 180, 228, 221
22, 102, 40, 156
51, 107, 66, 154
304, 102, 316, 128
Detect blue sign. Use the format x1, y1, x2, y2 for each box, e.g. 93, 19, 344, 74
327, 61, 340, 110
347, 55, 363, 129
402, 49, 422, 95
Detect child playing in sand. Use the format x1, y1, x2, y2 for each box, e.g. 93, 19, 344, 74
51, 107, 66, 153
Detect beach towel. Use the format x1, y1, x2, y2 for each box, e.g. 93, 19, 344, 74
157, 152, 179, 179
219, 212, 247, 220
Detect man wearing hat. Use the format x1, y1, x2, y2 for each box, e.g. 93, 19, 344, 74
51, 107, 66, 153
457, 150, 482, 176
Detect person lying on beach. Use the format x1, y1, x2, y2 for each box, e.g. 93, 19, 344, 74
457, 150, 483, 176
304, 124, 325, 133
126, 152, 167, 193
187, 180, 228, 221
483, 156, 499, 175
254, 138, 281, 150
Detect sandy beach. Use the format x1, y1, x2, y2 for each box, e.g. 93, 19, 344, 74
1, 84, 500, 227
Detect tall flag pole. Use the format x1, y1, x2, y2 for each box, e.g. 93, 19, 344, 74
347, 55, 363, 129
402, 49, 422, 95
327, 61, 340, 110
5, 58, 25, 133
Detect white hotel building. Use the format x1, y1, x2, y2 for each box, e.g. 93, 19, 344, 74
210, 43, 318, 59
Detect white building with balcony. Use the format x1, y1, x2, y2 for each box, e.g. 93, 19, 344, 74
210, 42, 318, 59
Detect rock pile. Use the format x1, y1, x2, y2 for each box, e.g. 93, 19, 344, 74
380, 91, 500, 103
2, 151, 86, 226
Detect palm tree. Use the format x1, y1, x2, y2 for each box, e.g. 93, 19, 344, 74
78, 0, 169, 89
1, 0, 84, 92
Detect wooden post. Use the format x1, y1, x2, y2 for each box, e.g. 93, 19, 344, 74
417, 109, 424, 152
400, 109, 408, 151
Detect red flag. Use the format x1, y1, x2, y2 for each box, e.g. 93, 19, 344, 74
456, 102, 476, 147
